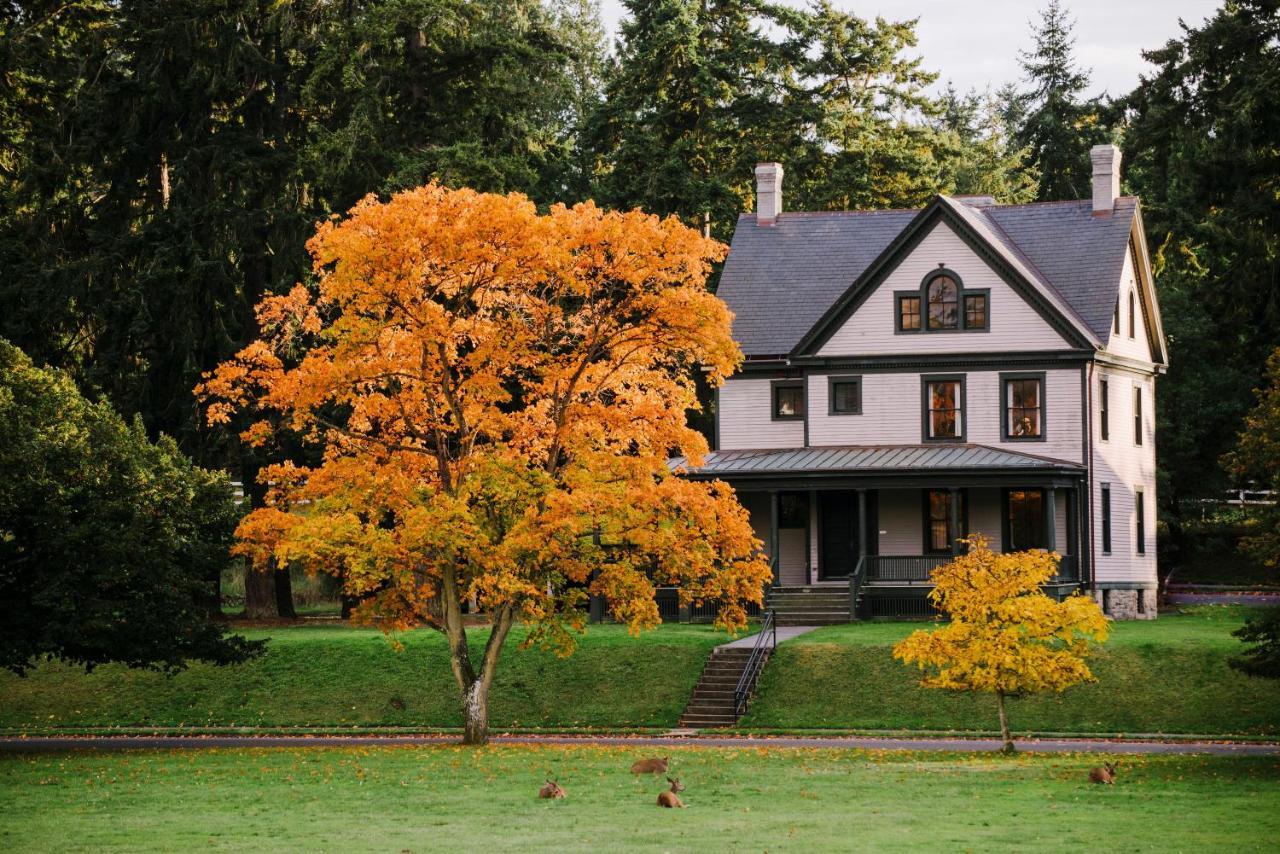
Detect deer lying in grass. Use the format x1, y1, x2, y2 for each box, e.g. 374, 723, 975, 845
1088, 762, 1118, 785
630, 757, 669, 774
656, 777, 686, 808
538, 778, 566, 799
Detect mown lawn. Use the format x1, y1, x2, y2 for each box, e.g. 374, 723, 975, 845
744, 606, 1280, 737
0, 624, 723, 732
1, 745, 1276, 852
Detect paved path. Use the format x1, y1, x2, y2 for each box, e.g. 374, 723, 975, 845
2, 734, 1275, 756
718, 626, 818, 648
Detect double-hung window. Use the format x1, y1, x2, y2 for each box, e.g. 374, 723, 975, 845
923, 376, 964, 441
1100, 377, 1110, 441
1136, 488, 1146, 554
828, 376, 862, 415
924, 490, 966, 553
1001, 373, 1044, 440
1133, 385, 1143, 446
1005, 489, 1046, 551
772, 381, 804, 420
1101, 483, 1112, 554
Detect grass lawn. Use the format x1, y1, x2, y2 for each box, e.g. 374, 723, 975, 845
0, 624, 724, 732
745, 606, 1280, 737
1, 745, 1276, 852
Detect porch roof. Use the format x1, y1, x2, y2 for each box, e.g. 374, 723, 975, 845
672, 444, 1084, 478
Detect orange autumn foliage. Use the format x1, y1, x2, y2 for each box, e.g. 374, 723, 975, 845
197, 184, 771, 743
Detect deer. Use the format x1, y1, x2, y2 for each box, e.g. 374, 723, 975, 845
656, 777, 686, 808
630, 757, 669, 774
538, 778, 566, 799
1088, 762, 1118, 785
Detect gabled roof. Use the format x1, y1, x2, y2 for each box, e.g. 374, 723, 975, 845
673, 444, 1084, 478
717, 195, 1142, 358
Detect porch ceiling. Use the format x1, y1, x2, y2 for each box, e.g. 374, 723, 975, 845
672, 444, 1083, 478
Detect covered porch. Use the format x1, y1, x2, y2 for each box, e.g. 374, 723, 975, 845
676, 444, 1088, 619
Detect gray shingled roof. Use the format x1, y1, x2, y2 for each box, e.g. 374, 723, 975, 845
718, 197, 1138, 355
673, 444, 1084, 477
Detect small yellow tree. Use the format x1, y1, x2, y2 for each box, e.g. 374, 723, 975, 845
893, 535, 1109, 752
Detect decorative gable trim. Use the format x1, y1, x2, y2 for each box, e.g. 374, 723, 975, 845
1126, 206, 1169, 366
790, 197, 1099, 357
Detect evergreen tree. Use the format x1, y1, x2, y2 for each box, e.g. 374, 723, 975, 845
1014, 0, 1105, 200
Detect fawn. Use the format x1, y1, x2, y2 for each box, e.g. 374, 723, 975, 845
656, 777, 686, 808
630, 757, 669, 774
538, 778, 566, 799
1088, 762, 1118, 785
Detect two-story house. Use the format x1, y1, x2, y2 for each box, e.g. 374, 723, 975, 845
676, 146, 1166, 622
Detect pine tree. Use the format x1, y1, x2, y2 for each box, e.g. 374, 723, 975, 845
1014, 1, 1105, 200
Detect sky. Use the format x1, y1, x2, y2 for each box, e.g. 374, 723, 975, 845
596, 0, 1222, 99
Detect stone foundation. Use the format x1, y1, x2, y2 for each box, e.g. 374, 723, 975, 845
1092, 587, 1157, 620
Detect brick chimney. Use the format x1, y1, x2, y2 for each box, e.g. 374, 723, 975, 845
1090, 144, 1121, 215
755, 162, 783, 226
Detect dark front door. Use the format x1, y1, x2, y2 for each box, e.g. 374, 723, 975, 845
819, 491, 859, 580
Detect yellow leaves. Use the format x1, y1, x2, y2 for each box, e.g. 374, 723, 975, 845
195, 182, 764, 641
893, 536, 1109, 699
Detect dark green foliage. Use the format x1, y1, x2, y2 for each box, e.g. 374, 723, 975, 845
0, 340, 261, 674
1122, 1, 1280, 515
1232, 607, 1280, 679
1012, 0, 1107, 201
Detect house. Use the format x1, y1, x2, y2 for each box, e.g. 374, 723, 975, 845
677, 146, 1165, 622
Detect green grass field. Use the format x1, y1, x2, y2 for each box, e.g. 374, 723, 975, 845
0, 624, 722, 732
2, 607, 1277, 737
745, 606, 1280, 737
1, 745, 1276, 852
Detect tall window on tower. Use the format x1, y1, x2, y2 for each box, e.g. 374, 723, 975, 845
1002, 374, 1044, 440
927, 275, 959, 329
1005, 489, 1046, 551
923, 377, 964, 441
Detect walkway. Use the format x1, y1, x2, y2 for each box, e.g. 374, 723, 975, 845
2, 734, 1275, 756
717, 625, 819, 649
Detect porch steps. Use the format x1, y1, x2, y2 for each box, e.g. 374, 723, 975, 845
767, 586, 853, 626
677, 647, 760, 728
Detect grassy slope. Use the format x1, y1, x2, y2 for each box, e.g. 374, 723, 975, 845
0, 624, 722, 731
1, 745, 1276, 852
744, 606, 1280, 736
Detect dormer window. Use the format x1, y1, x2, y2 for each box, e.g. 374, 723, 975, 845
896, 269, 989, 333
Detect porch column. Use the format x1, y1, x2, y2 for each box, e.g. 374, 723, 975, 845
1043, 487, 1057, 553
1065, 485, 1078, 564
857, 489, 868, 559
948, 487, 961, 555
769, 490, 781, 587
809, 489, 818, 585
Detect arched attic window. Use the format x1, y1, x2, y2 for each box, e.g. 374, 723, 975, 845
927, 275, 959, 329
896, 268, 988, 333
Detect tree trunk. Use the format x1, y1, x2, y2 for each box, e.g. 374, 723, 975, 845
274, 564, 296, 619
995, 691, 1015, 753
462, 677, 491, 745
243, 559, 279, 620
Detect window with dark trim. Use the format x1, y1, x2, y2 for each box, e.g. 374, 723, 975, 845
896, 270, 989, 334
964, 293, 987, 329
1128, 290, 1136, 338
1005, 489, 1046, 552
828, 376, 862, 415
1001, 373, 1044, 440
923, 490, 966, 553
1133, 385, 1143, 446
1100, 378, 1110, 441
927, 275, 959, 329
771, 381, 805, 420
1101, 483, 1112, 554
1136, 488, 1146, 554
1113, 297, 1120, 334
922, 376, 965, 441
897, 295, 921, 331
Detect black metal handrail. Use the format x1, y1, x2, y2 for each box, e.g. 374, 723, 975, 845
849, 555, 868, 619
732, 608, 776, 722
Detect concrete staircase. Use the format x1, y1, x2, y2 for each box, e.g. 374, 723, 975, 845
677, 646, 761, 729
767, 585, 852, 626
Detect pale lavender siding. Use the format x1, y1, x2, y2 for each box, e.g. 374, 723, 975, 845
816, 222, 1073, 357
1092, 368, 1158, 585
718, 378, 803, 450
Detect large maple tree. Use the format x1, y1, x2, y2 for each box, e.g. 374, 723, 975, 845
199, 184, 770, 743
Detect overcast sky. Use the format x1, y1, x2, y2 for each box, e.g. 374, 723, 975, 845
596, 0, 1222, 99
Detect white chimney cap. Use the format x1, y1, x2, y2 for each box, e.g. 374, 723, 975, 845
755, 162, 783, 226
1091, 144, 1121, 215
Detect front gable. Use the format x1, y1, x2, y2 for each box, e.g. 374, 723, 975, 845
794, 198, 1099, 358
1101, 213, 1167, 367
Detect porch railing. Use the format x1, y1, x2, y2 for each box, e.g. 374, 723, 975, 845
862, 553, 1082, 585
